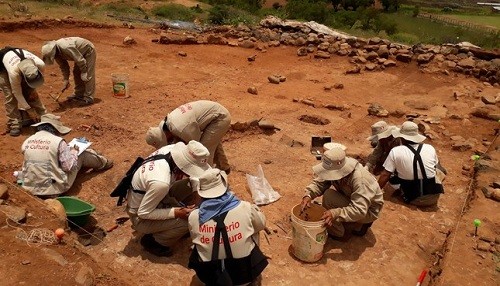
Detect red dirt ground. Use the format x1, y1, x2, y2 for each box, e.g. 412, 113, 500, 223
0, 20, 498, 285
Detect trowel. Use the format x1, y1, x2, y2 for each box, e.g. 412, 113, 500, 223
310, 136, 331, 160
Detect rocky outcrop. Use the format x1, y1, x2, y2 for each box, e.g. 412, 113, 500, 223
154, 16, 500, 84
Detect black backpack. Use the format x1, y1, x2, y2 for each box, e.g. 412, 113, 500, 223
0, 46, 22, 73
110, 153, 174, 206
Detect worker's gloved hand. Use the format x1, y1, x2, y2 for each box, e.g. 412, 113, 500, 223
61, 80, 70, 92
80, 72, 91, 82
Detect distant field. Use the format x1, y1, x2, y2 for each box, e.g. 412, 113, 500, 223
445, 14, 500, 29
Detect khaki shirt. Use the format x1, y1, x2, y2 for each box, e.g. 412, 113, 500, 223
54, 37, 94, 80
305, 163, 384, 222
166, 100, 229, 143
366, 137, 400, 175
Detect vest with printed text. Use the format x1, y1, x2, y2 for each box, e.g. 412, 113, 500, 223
21, 131, 68, 196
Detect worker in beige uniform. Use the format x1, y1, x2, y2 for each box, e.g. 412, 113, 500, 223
188, 168, 267, 285
0, 47, 47, 136
21, 114, 113, 197
301, 147, 384, 239
41, 37, 96, 106
365, 121, 400, 175
127, 140, 210, 257
146, 100, 231, 174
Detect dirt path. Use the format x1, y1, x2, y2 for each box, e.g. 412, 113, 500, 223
0, 22, 498, 285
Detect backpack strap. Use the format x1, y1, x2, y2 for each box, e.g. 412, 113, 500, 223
11, 48, 26, 61
404, 144, 427, 180
211, 211, 232, 261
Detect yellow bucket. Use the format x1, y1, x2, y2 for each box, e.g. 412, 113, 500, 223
290, 204, 327, 262
111, 74, 129, 98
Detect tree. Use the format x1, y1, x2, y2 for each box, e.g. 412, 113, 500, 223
381, 0, 400, 12
340, 0, 375, 11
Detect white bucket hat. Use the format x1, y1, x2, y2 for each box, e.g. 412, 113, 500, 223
145, 127, 167, 148
31, 114, 71, 134
366, 121, 396, 141
18, 59, 44, 89
41, 41, 57, 65
312, 147, 358, 181
170, 140, 210, 177
197, 168, 228, 198
392, 121, 426, 143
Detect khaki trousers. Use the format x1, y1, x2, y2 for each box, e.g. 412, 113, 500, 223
73, 49, 96, 100
65, 148, 108, 191
200, 113, 231, 171
0, 72, 46, 129
322, 189, 378, 237
128, 179, 193, 247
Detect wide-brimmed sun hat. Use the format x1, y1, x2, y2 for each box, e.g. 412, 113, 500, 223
145, 127, 167, 148
41, 41, 57, 65
197, 168, 228, 198
323, 142, 347, 151
312, 147, 357, 181
391, 121, 426, 143
170, 140, 210, 177
366, 120, 396, 141
18, 59, 44, 89
31, 114, 71, 135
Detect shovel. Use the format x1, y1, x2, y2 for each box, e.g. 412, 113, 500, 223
310, 136, 331, 160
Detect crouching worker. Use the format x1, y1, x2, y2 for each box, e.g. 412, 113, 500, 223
21, 114, 113, 197
127, 140, 210, 257
301, 147, 384, 239
188, 168, 268, 286
378, 121, 444, 207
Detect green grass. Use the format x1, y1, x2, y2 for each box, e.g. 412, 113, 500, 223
445, 14, 500, 29
383, 12, 499, 48
152, 4, 199, 21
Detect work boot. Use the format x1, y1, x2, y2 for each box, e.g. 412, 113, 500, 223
67, 94, 83, 101
78, 97, 94, 106
9, 127, 21, 137
98, 159, 114, 171
140, 234, 173, 257
352, 222, 373, 236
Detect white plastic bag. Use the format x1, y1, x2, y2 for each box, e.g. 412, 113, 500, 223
246, 164, 281, 205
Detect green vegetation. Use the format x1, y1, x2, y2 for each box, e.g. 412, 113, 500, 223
152, 4, 199, 21
5, 0, 499, 49
32, 0, 80, 5
445, 15, 500, 29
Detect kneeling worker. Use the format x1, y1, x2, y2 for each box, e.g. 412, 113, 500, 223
21, 114, 113, 197
127, 140, 210, 257
188, 168, 268, 285
301, 147, 384, 239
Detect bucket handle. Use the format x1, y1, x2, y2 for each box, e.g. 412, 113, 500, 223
304, 228, 326, 245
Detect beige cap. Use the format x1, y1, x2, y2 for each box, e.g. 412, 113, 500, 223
145, 127, 167, 148
312, 147, 357, 180
18, 59, 44, 89
41, 41, 57, 65
323, 142, 347, 151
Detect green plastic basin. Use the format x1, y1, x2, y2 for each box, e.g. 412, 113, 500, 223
56, 196, 96, 227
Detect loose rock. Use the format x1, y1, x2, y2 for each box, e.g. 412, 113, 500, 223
123, 36, 136, 45
0, 205, 26, 223
75, 264, 94, 286
247, 87, 258, 95
368, 103, 389, 117
0, 184, 8, 200
268, 75, 280, 84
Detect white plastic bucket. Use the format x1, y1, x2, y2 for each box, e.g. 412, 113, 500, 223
111, 74, 129, 98
290, 204, 327, 263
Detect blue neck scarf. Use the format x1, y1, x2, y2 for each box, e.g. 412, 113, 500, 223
199, 189, 240, 225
